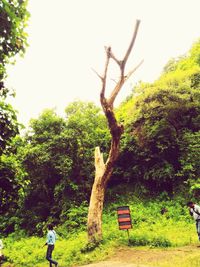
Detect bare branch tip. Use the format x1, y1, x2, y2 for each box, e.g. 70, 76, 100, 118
104, 46, 111, 52
91, 68, 103, 80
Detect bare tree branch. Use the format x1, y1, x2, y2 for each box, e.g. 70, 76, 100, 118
111, 78, 118, 84
91, 68, 103, 81
124, 59, 144, 81
107, 58, 143, 106
122, 19, 140, 67
108, 48, 122, 67
100, 46, 112, 105
106, 20, 141, 107
107, 78, 124, 107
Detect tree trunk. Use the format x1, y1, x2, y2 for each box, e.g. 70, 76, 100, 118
87, 20, 141, 243
87, 147, 106, 242
87, 183, 105, 243
88, 140, 119, 242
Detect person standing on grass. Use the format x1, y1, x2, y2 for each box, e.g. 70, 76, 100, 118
187, 201, 200, 241
44, 223, 58, 267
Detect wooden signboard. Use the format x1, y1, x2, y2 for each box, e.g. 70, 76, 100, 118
117, 206, 132, 230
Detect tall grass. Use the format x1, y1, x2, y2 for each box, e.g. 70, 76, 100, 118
2, 197, 198, 266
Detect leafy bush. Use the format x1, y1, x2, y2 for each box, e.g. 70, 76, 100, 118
57, 202, 88, 237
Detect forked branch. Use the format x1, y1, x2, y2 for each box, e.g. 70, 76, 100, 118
108, 20, 141, 107
94, 20, 142, 110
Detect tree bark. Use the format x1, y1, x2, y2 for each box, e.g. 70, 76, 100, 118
87, 20, 141, 243
87, 147, 106, 242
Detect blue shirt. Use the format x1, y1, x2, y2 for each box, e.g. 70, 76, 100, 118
46, 230, 56, 245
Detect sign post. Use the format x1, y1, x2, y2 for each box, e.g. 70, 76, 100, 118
117, 206, 132, 244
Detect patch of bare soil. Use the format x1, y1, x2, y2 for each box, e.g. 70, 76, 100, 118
77, 261, 148, 267
77, 244, 200, 267
111, 245, 200, 265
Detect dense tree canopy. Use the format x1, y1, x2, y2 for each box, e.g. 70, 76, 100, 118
19, 102, 109, 234
0, 101, 19, 155
0, 135, 28, 234
0, 0, 29, 234
0, 0, 29, 154
1, 37, 200, 235
114, 39, 200, 193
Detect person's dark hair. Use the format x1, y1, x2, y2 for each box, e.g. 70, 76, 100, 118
161, 207, 168, 215
187, 201, 194, 207
48, 223, 54, 230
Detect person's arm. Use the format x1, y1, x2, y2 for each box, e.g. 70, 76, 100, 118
43, 232, 49, 247
53, 230, 57, 240
189, 209, 193, 216
195, 205, 200, 215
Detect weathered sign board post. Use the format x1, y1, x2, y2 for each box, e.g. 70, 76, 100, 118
117, 206, 132, 244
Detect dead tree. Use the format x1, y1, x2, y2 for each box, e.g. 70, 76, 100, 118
87, 20, 142, 243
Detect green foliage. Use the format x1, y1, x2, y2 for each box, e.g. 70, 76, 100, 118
19, 102, 109, 234
0, 0, 29, 96
0, 136, 28, 234
0, 101, 19, 155
103, 196, 195, 249
21, 109, 71, 234
177, 131, 200, 199
64, 101, 110, 191
57, 202, 88, 237
114, 39, 200, 194
0, 1, 29, 235
128, 235, 172, 247
2, 232, 113, 267
178, 131, 200, 180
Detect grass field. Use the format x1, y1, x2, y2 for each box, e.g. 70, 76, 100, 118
1, 197, 198, 267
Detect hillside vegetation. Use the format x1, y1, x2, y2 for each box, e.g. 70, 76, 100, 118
1, 194, 198, 267
1, 40, 200, 237
0, 4, 200, 263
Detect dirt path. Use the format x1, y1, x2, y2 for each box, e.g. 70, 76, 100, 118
77, 262, 148, 267
77, 244, 200, 267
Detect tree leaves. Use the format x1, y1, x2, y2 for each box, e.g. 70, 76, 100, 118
114, 39, 200, 193
0, 0, 29, 95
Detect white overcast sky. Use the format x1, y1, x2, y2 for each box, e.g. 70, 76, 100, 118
5, 0, 200, 126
